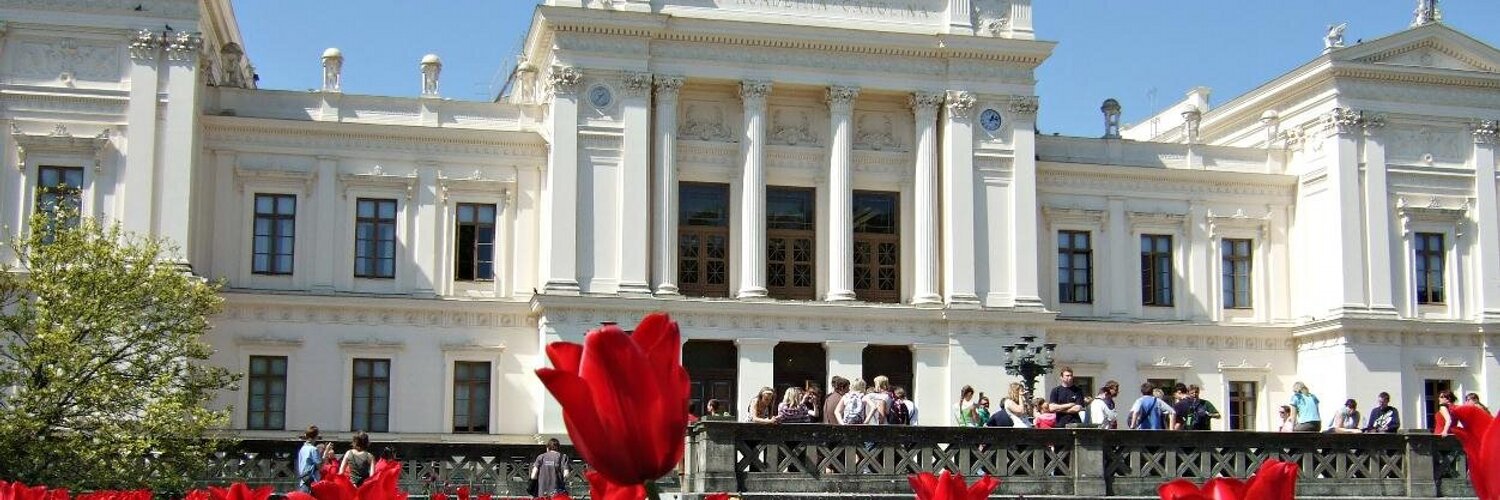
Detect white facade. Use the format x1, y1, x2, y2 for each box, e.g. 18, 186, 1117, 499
2, 0, 1499, 441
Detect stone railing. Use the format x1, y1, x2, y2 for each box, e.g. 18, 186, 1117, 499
684, 422, 1474, 499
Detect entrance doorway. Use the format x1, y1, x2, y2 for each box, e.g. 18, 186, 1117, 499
773, 342, 826, 401
862, 345, 913, 397
684, 340, 738, 418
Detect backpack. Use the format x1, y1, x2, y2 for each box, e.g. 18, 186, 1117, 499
841, 392, 866, 424
888, 399, 910, 425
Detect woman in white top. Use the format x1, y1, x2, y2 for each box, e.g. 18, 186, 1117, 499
745, 386, 779, 423
1002, 382, 1031, 428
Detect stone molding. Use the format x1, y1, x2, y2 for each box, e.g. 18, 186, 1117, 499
653, 74, 685, 98
1, 0, 198, 18
1007, 95, 1039, 117
11, 123, 111, 172
1041, 206, 1107, 230
203, 121, 547, 160
739, 80, 773, 102
1048, 330, 1292, 352
621, 71, 652, 99
220, 301, 531, 329
908, 91, 945, 113
1472, 119, 1500, 145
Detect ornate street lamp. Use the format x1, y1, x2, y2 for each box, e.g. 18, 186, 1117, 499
1002, 335, 1058, 398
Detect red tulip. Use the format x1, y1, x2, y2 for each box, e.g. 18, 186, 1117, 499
208, 483, 273, 500
185, 489, 212, 500
308, 473, 356, 500
583, 471, 646, 500
536, 313, 690, 487
1448, 404, 1500, 499
285, 493, 316, 500
908, 470, 1001, 500
1157, 459, 1298, 500
548, 493, 572, 500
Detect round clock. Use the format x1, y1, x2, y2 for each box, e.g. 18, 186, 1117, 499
980, 108, 1003, 132
587, 84, 613, 110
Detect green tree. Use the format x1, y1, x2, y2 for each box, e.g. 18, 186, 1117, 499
0, 206, 237, 492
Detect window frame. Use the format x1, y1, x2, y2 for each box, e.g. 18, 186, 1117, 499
678, 182, 732, 298
1141, 234, 1174, 307
1058, 230, 1094, 304
1221, 238, 1253, 310
451, 360, 492, 434
1414, 232, 1445, 305
766, 186, 817, 301
246, 355, 288, 431
1228, 380, 1258, 431
351, 358, 391, 433
34, 165, 85, 231
852, 190, 900, 303
353, 198, 398, 279
453, 203, 498, 282
252, 193, 297, 276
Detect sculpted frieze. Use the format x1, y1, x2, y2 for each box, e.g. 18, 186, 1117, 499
654, 41, 944, 77
717, 0, 940, 18
677, 102, 736, 142
10, 39, 121, 83
1387, 125, 1467, 165
853, 112, 906, 152
1339, 80, 1500, 110
554, 33, 650, 57
769, 108, 821, 147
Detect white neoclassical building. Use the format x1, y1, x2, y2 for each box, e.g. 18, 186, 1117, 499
2, 0, 1499, 441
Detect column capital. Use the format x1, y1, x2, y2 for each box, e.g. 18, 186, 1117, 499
547, 65, 583, 96
654, 75, 685, 98
826, 85, 860, 110
739, 80, 773, 103
163, 31, 203, 62
909, 91, 945, 114
1472, 119, 1500, 145
129, 28, 163, 60
621, 71, 653, 99
945, 91, 977, 119
1323, 107, 1384, 136
1008, 95, 1040, 117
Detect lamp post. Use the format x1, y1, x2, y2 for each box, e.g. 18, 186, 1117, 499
1003, 335, 1058, 398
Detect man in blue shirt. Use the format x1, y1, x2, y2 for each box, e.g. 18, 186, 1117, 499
296, 425, 322, 492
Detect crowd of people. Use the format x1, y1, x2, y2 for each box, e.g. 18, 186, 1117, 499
711, 367, 1491, 434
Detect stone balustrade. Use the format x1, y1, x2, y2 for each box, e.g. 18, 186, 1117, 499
684, 421, 1474, 499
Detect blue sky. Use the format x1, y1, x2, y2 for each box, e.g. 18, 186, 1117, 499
233, 1, 1500, 137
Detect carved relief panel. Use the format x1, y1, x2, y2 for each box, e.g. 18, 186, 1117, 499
4, 38, 122, 85
853, 111, 909, 152
767, 105, 824, 148
1387, 126, 1468, 166
677, 100, 738, 143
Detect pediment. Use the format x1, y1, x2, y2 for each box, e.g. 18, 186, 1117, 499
1340, 24, 1500, 74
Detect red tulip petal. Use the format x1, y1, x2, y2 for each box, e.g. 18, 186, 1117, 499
1157, 479, 1209, 500
703, 494, 731, 500
631, 313, 681, 368
1244, 459, 1298, 500
1201, 477, 1247, 500
908, 472, 939, 500
285, 492, 316, 500
579, 327, 679, 483
1451, 404, 1499, 499
248, 485, 273, 500
967, 474, 1001, 500
546, 341, 585, 376
537, 366, 637, 484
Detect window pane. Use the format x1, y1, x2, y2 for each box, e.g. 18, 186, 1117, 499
256, 195, 274, 214
479, 205, 495, 222
358, 200, 374, 218
680, 184, 730, 227
458, 204, 474, 223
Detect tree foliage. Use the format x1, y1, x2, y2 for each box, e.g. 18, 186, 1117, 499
0, 208, 237, 492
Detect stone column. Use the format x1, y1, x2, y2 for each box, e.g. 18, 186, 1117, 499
823, 340, 867, 390
123, 29, 162, 236
826, 86, 859, 302
619, 72, 654, 296
910, 91, 944, 306
1364, 116, 1397, 314
159, 31, 203, 255
737, 80, 772, 300
1008, 96, 1044, 309
542, 66, 583, 294
941, 91, 981, 307
735, 338, 778, 416
652, 76, 685, 296
1472, 120, 1500, 321
1326, 108, 1370, 311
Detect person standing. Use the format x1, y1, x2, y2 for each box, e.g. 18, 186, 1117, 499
340, 431, 376, 486
888, 386, 914, 425
1289, 381, 1322, 432
1276, 406, 1295, 432
1186, 385, 1220, 431
863, 375, 892, 424
1047, 367, 1087, 428
1089, 381, 1120, 429
746, 387, 780, 424
975, 394, 992, 426
1363, 392, 1401, 433
295, 425, 322, 493
953, 385, 978, 427
1169, 384, 1193, 430
1128, 383, 1166, 430
531, 438, 571, 498
1466, 392, 1490, 413
824, 376, 849, 425
777, 387, 812, 423
1001, 383, 1031, 428
1435, 389, 1458, 437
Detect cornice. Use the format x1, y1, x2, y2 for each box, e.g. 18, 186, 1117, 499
1329, 63, 1500, 89
219, 291, 533, 329
1036, 164, 1296, 200
0, 0, 199, 19
1351, 36, 1500, 74
202, 117, 548, 160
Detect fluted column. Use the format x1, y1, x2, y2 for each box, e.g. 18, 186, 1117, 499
941, 91, 981, 307
652, 75, 685, 296
826, 86, 859, 302
910, 91, 944, 306
737, 80, 772, 300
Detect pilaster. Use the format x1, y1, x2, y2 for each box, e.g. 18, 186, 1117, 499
945, 0, 973, 34
1187, 200, 1211, 321
652, 76, 685, 297
209, 150, 238, 281
311, 156, 339, 293
941, 91, 980, 307
1472, 120, 1500, 320
737, 80, 772, 300
619, 72, 654, 296
1008, 96, 1043, 310
123, 29, 162, 236
159, 31, 203, 259
412, 166, 440, 297
735, 338, 778, 416
823, 340, 867, 390
1107, 196, 1129, 317
911, 343, 950, 426
826, 86, 859, 302
542, 66, 583, 294
1365, 116, 1397, 314
910, 91, 944, 307
1326, 108, 1371, 311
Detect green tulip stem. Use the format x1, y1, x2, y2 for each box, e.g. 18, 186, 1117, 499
645, 480, 663, 500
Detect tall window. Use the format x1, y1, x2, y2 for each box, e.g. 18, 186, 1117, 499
767, 187, 815, 300
355, 198, 397, 278
1424, 379, 1452, 430
247, 356, 287, 430
351, 358, 390, 433
453, 361, 491, 433
853, 191, 899, 303
678, 183, 731, 297
1228, 381, 1257, 430
1415, 233, 1445, 304
253, 194, 296, 275
1141, 234, 1173, 306
36, 166, 84, 229
455, 203, 497, 281
1222, 239, 1253, 309
1058, 231, 1093, 304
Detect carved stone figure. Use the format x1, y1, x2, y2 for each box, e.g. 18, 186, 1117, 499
855, 114, 902, 151
321, 48, 342, 92
771, 109, 819, 146
972, 0, 1010, 37
1412, 0, 1440, 26
679, 104, 734, 141
420, 54, 442, 97
1324, 23, 1347, 51
547, 66, 583, 95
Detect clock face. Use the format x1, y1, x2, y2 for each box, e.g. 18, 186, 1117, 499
588, 85, 612, 109
980, 109, 1003, 132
